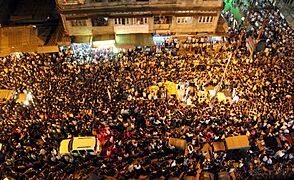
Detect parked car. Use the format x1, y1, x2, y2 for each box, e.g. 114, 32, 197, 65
59, 136, 101, 156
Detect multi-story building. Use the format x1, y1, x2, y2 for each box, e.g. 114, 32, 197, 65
275, 0, 294, 28
56, 0, 224, 48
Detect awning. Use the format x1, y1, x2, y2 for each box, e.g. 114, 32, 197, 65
155, 30, 170, 34
115, 33, 153, 48
92, 34, 115, 48
17, 93, 27, 103
169, 138, 187, 151
225, 135, 250, 150
92, 34, 115, 41
72, 35, 91, 43
37, 46, 59, 53
212, 142, 226, 152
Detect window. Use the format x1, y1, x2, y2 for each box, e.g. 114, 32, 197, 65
114, 18, 121, 25
135, 18, 148, 24
154, 16, 172, 24
87, 149, 95, 155
198, 16, 213, 23
177, 17, 192, 24
114, 18, 124, 25
68, 140, 73, 152
136, 18, 143, 24
114, 18, 148, 25
71, 20, 87, 26
92, 17, 108, 26
79, 150, 86, 154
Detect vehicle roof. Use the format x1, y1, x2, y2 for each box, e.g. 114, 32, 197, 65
72, 136, 96, 150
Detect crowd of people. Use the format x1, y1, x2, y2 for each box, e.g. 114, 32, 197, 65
0, 0, 293, 179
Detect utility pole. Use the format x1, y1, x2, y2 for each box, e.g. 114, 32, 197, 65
253, 17, 268, 51
209, 52, 233, 109
237, 8, 251, 49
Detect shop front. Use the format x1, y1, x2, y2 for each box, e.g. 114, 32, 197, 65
115, 33, 153, 50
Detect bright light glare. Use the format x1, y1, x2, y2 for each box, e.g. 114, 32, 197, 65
92, 40, 115, 48
27, 92, 33, 101
113, 47, 119, 54
23, 100, 30, 106
21, 90, 34, 105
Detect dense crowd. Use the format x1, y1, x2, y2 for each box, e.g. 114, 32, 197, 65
0, 0, 293, 179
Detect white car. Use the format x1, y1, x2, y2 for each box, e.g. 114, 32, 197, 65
59, 136, 101, 156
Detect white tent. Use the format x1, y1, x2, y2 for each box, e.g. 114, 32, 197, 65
217, 92, 226, 102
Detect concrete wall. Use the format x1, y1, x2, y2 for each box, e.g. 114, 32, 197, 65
276, 0, 294, 28
0, 26, 44, 56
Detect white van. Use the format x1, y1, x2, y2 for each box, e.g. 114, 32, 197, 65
59, 136, 101, 156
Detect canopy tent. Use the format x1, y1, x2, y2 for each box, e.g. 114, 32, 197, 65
0, 90, 14, 104
169, 138, 187, 151
115, 33, 153, 48
16, 93, 27, 103
212, 141, 226, 152
225, 135, 250, 150
164, 81, 178, 95
217, 92, 227, 102
148, 85, 159, 93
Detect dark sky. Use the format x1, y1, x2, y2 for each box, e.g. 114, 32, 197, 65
0, 0, 57, 26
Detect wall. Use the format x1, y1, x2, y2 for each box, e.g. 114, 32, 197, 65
0, 26, 44, 56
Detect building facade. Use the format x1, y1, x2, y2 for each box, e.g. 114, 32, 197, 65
56, 0, 224, 47
275, 0, 294, 28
